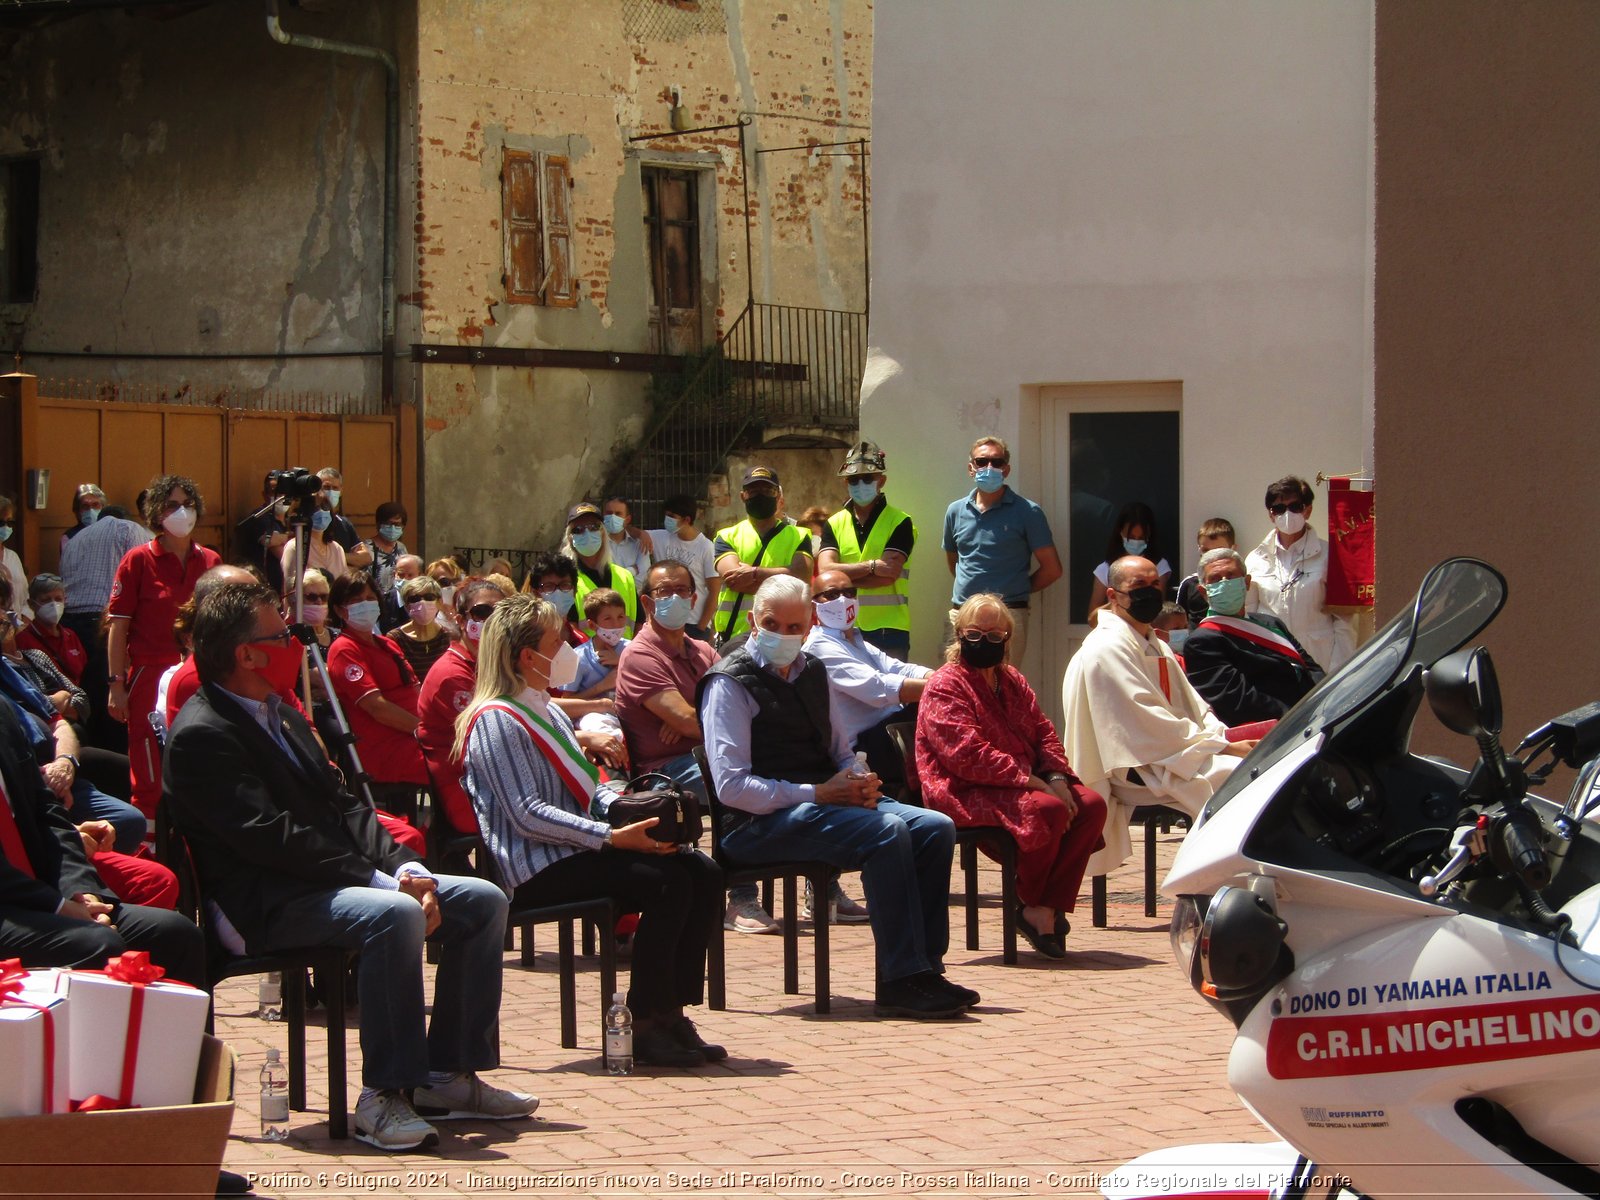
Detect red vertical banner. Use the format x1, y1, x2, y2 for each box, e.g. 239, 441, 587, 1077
1325, 477, 1374, 610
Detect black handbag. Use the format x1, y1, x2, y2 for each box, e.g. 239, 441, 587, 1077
604, 772, 705, 844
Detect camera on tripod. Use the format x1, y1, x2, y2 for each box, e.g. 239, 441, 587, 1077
268, 467, 322, 500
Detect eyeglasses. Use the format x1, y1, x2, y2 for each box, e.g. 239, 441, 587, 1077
251, 630, 297, 647
466, 602, 498, 620
532, 581, 570, 595
970, 456, 1007, 469
648, 586, 695, 599
959, 628, 1010, 644
1268, 501, 1307, 516
302, 593, 330, 603
159, 498, 193, 515
814, 587, 858, 601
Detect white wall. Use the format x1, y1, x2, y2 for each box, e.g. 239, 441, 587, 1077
863, 0, 1374, 688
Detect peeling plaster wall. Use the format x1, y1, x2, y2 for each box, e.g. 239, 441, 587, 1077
0, 3, 402, 398
414, 0, 872, 557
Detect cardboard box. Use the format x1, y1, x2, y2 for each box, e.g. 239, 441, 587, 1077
54, 968, 210, 1109
0, 983, 70, 1117
0, 1034, 235, 1197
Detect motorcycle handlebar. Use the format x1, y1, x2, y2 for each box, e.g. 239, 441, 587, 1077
1498, 815, 1551, 891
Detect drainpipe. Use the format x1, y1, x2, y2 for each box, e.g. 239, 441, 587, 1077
265, 0, 415, 540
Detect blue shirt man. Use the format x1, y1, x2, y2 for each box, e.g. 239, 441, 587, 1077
941, 435, 1061, 664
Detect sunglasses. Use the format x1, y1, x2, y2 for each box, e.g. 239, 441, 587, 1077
302, 594, 330, 603
970, 456, 1007, 469
466, 602, 498, 620
1268, 501, 1307, 516
814, 587, 859, 602
959, 629, 1010, 644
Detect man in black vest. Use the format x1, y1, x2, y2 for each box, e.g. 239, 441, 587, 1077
698, 576, 977, 1019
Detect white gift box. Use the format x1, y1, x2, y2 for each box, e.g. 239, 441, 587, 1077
55, 967, 209, 1110
0, 975, 71, 1117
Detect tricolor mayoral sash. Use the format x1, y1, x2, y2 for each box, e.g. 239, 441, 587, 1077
1197, 615, 1306, 663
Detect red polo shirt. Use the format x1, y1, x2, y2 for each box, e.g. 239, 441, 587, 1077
415, 645, 478, 833
108, 539, 222, 666
16, 620, 87, 684
327, 631, 426, 784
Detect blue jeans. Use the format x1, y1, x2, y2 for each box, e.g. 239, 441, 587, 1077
721, 799, 954, 982
256, 874, 508, 1090
70, 779, 146, 854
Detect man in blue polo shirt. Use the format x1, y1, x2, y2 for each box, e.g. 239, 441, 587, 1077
942, 435, 1062, 664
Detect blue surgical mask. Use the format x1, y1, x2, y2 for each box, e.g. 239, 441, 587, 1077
651, 593, 693, 630
378, 523, 404, 543
973, 466, 1004, 492
572, 530, 604, 557
1168, 628, 1190, 653
548, 588, 576, 617
311, 509, 333, 533
1204, 575, 1248, 617
847, 479, 879, 506
752, 627, 805, 668
1123, 537, 1148, 556
78, 508, 100, 527
0, 525, 11, 543
343, 600, 382, 631
603, 514, 626, 535
326, 489, 342, 509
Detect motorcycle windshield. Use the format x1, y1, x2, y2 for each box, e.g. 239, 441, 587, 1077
1203, 557, 1507, 819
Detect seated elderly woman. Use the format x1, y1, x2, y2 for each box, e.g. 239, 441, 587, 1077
915, 593, 1106, 959
457, 593, 724, 1066
392, 575, 450, 680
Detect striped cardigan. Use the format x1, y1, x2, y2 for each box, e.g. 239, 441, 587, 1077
463, 699, 612, 892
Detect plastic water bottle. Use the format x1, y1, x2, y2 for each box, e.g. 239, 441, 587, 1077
257, 971, 282, 1021
852, 750, 870, 777
259, 1048, 290, 1141
604, 992, 633, 1075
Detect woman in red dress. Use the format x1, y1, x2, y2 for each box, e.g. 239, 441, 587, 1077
106, 475, 222, 819
915, 593, 1106, 958
326, 570, 429, 819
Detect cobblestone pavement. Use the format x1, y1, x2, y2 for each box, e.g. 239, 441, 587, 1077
217, 835, 1270, 1199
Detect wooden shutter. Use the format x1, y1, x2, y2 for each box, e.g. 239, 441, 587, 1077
538, 153, 576, 308
502, 150, 542, 305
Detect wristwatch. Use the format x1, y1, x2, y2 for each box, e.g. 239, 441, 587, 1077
54, 754, 80, 771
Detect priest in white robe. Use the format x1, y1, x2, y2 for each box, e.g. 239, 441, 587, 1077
1062, 555, 1255, 874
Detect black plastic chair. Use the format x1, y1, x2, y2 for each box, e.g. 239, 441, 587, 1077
164, 817, 352, 1139
886, 721, 1018, 965
1090, 803, 1191, 927
692, 747, 835, 1014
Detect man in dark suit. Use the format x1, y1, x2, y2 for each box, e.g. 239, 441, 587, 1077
163, 581, 535, 1152
1183, 547, 1324, 726
0, 691, 203, 984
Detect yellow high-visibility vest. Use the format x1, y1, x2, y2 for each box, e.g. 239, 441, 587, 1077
713, 519, 809, 638
574, 562, 640, 635
826, 503, 914, 632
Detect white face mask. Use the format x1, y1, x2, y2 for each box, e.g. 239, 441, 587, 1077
593, 625, 626, 647
814, 596, 858, 630
465, 618, 485, 642
343, 600, 382, 632
439, 584, 457, 608
1273, 509, 1308, 536
538, 640, 581, 690
35, 601, 65, 626
162, 504, 197, 538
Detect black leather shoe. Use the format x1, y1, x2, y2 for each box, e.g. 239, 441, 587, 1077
670, 1016, 728, 1062
633, 1024, 705, 1067
874, 972, 965, 1019
1015, 904, 1067, 959
935, 975, 981, 1008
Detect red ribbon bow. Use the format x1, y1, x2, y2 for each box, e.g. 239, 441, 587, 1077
103, 951, 165, 986
0, 957, 28, 1002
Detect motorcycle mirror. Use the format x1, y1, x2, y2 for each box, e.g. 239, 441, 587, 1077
1423, 646, 1503, 738
1200, 885, 1288, 994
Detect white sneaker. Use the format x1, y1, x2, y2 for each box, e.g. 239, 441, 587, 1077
724, 896, 781, 935
412, 1073, 539, 1121
354, 1090, 439, 1151
803, 880, 870, 923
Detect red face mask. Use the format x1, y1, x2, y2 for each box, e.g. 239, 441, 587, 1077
251, 638, 305, 697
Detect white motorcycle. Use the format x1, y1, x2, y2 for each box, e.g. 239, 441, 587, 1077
1105, 558, 1600, 1200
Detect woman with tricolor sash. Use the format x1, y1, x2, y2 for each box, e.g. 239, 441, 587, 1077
454, 593, 726, 1068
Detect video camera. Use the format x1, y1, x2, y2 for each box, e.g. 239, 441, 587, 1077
268, 467, 323, 500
